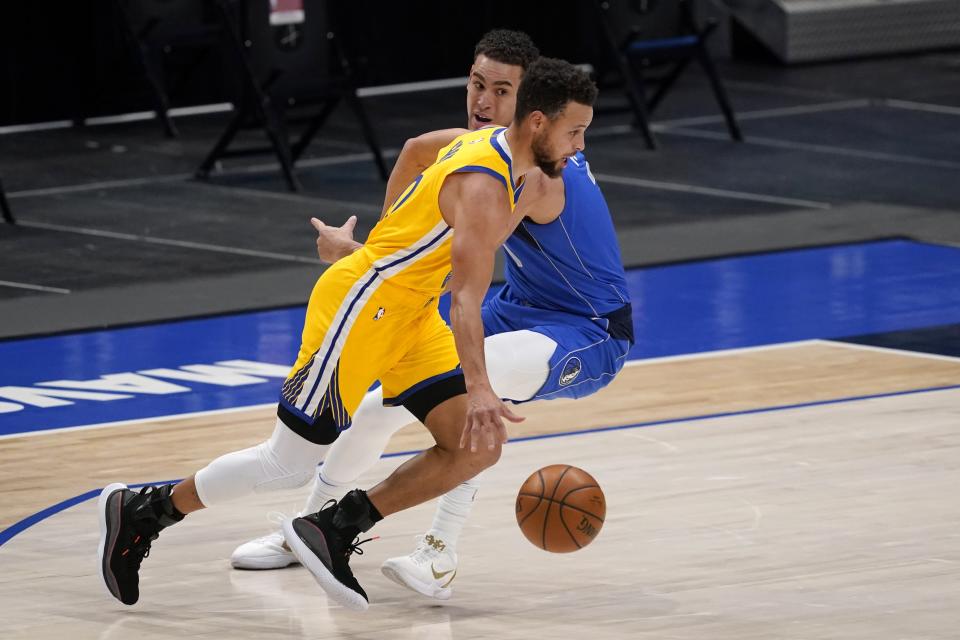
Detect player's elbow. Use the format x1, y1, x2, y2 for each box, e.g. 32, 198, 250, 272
400, 136, 433, 171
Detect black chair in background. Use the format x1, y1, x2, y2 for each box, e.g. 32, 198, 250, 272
0, 175, 14, 225
115, 0, 225, 138
195, 0, 388, 191
594, 0, 743, 149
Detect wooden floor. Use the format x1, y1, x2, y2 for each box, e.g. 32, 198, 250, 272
1, 340, 959, 639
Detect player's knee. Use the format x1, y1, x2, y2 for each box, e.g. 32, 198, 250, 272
481, 442, 502, 468
252, 422, 329, 493
457, 441, 501, 474
252, 438, 317, 492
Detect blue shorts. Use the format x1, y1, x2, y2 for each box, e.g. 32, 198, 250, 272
481, 287, 632, 402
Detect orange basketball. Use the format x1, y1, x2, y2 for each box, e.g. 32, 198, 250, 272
515, 464, 606, 553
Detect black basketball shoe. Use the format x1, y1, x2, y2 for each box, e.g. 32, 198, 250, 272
97, 482, 183, 605
282, 495, 378, 611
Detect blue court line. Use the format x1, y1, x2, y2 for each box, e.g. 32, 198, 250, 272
3, 382, 957, 549
0, 479, 181, 547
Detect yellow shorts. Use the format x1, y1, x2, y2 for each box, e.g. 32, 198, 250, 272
278, 251, 462, 442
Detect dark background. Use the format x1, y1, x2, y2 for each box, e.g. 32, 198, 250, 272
1, 0, 959, 339
0, 0, 645, 126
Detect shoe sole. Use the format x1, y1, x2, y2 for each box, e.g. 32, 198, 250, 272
97, 482, 129, 603
281, 518, 369, 611
380, 562, 453, 601
230, 555, 300, 570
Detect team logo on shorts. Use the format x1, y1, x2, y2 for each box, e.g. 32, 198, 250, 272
559, 357, 582, 386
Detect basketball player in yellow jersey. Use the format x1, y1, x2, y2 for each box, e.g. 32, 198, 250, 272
96, 57, 596, 611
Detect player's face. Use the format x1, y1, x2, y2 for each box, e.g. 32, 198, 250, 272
530, 101, 593, 178
466, 55, 523, 130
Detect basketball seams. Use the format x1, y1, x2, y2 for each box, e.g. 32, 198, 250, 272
558, 484, 605, 521
517, 493, 605, 522
517, 496, 546, 527
542, 465, 572, 551
516, 469, 546, 527
559, 484, 599, 500
557, 505, 583, 550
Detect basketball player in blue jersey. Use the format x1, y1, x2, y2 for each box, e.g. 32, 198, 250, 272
97, 53, 597, 611
231, 30, 634, 601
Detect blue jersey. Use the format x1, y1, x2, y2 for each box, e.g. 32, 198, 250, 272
501, 152, 634, 343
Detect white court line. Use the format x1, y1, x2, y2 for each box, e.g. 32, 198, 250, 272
0, 120, 74, 135
16, 221, 319, 264
83, 103, 235, 126
883, 99, 960, 118
725, 79, 853, 101
0, 77, 467, 134
358, 67, 586, 97
0, 280, 71, 294
358, 76, 468, 97
0, 339, 821, 441
8, 174, 191, 199
2, 337, 956, 441
621, 340, 821, 368
0, 105, 236, 134
663, 127, 960, 171
818, 339, 960, 365
587, 99, 875, 139
196, 181, 383, 213
7, 148, 401, 200
593, 172, 832, 209
233, 148, 400, 174
0, 402, 277, 441
653, 99, 872, 129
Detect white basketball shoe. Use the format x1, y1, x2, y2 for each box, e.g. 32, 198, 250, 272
230, 513, 300, 570
380, 534, 458, 600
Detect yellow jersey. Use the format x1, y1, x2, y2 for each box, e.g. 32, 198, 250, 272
359, 126, 521, 298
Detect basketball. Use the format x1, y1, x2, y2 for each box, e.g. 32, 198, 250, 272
515, 464, 606, 553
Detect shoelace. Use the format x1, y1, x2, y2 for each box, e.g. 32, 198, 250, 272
344, 535, 377, 558
121, 532, 153, 569
409, 542, 440, 565
304, 499, 378, 559
247, 511, 292, 543
120, 486, 162, 567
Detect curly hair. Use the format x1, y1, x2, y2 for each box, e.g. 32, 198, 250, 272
514, 57, 598, 122
473, 29, 540, 71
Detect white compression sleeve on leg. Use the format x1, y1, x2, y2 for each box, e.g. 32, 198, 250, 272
195, 418, 328, 507
302, 386, 417, 513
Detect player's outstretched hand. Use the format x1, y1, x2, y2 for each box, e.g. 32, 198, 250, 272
311, 215, 362, 264
459, 387, 525, 453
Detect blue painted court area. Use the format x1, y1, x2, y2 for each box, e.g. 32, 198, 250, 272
1, 239, 958, 436
628, 239, 960, 357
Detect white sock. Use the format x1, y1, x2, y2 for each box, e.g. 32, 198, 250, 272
301, 385, 416, 514
302, 468, 350, 514
425, 474, 482, 553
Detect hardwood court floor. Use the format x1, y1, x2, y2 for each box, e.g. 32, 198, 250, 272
1, 341, 958, 639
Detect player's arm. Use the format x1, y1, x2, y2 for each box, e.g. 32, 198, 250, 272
442, 173, 526, 452
381, 128, 468, 218
312, 128, 469, 265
